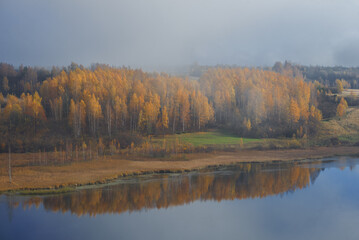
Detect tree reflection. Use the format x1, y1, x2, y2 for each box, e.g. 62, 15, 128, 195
18, 161, 340, 216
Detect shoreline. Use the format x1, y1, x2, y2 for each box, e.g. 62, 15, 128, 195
1, 146, 359, 193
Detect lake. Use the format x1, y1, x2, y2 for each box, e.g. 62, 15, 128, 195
1, 156, 359, 240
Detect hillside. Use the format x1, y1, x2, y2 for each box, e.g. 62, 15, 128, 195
319, 107, 359, 144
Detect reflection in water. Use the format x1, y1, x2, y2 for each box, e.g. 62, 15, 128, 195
2, 157, 359, 240
12, 160, 345, 217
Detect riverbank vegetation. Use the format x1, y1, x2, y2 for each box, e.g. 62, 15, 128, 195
1, 61, 359, 187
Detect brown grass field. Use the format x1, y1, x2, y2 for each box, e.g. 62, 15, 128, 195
340, 89, 359, 98
1, 146, 359, 192
320, 107, 359, 141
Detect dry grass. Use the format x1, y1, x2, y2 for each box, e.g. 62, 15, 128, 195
340, 89, 359, 98
1, 146, 359, 192
328, 89, 359, 98
320, 107, 359, 138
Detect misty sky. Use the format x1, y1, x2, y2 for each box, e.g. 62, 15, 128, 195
1, 0, 359, 68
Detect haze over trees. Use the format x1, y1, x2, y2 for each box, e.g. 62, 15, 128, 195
272, 61, 359, 90
199, 67, 322, 137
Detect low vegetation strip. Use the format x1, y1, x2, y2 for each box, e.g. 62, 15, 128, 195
1, 146, 359, 193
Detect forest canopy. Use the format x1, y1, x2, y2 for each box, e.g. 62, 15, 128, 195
0, 63, 322, 152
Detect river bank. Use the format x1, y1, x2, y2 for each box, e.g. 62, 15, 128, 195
1, 146, 359, 193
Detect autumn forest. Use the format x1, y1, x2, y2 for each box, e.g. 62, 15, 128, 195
0, 62, 325, 154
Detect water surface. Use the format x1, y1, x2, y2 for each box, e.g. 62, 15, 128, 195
1, 157, 359, 240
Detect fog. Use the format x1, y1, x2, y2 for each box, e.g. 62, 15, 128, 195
1, 0, 359, 68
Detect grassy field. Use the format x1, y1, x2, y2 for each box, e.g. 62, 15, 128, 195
151, 107, 359, 150
339, 89, 359, 98
153, 130, 263, 147
318, 107, 359, 144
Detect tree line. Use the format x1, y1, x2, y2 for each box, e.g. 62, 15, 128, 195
273, 61, 359, 89
0, 63, 322, 153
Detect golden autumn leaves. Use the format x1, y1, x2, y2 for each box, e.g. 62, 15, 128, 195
1, 65, 326, 141
2, 92, 46, 133
199, 68, 322, 137
336, 97, 348, 117
39, 67, 214, 137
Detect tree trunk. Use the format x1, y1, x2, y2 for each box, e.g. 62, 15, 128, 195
8, 144, 11, 183
8, 118, 12, 183
108, 104, 112, 137
82, 146, 85, 161
172, 111, 176, 133
182, 117, 185, 132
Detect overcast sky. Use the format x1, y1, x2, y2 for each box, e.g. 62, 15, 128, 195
1, 0, 359, 68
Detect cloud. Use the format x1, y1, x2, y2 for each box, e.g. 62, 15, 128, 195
334, 37, 359, 67
1, 0, 359, 67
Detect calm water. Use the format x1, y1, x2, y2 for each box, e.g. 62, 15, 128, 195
1, 157, 359, 240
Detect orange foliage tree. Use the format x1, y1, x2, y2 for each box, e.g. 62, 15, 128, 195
336, 97, 348, 117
